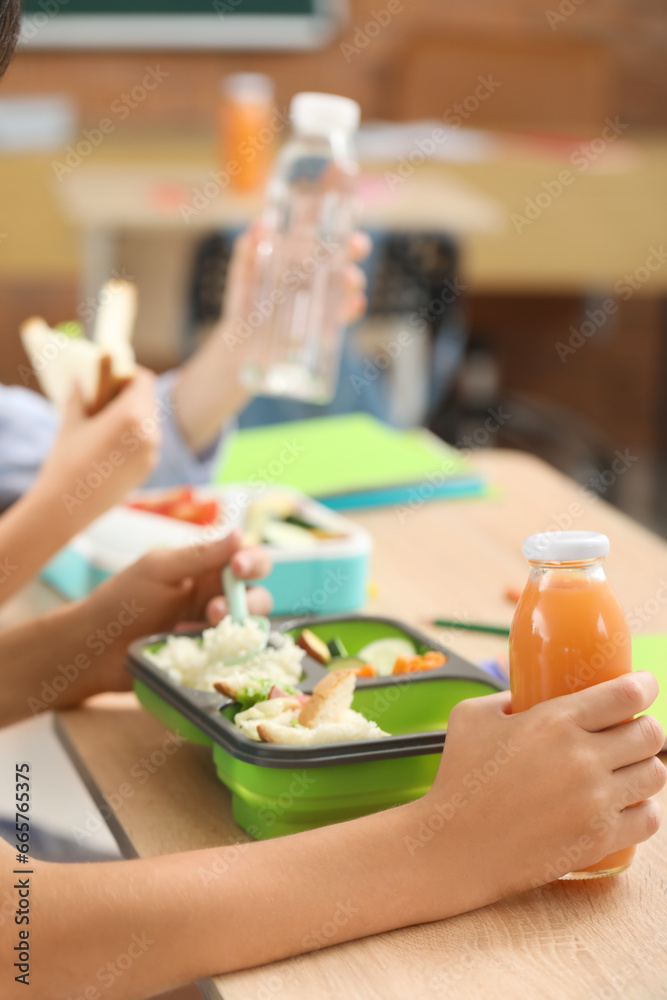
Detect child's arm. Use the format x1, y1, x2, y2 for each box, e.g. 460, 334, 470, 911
0, 531, 270, 727
2, 673, 664, 999
0, 369, 160, 605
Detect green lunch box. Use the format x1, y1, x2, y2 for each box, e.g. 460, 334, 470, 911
127, 615, 507, 840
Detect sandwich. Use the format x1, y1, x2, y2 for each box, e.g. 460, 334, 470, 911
20, 279, 137, 415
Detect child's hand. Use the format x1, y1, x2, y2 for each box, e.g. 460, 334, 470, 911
38, 367, 161, 525
83, 530, 272, 696
222, 225, 370, 336
413, 673, 665, 904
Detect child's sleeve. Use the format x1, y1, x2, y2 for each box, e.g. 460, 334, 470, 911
143, 370, 234, 488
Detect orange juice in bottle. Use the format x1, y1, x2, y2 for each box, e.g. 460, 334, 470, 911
219, 73, 276, 193
509, 530, 634, 878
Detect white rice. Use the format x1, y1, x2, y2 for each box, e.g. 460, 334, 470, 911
145, 616, 305, 692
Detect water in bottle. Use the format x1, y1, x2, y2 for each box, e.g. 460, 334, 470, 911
241, 92, 360, 403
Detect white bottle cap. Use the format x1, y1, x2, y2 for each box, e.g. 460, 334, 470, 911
290, 92, 360, 137
221, 73, 274, 104
523, 530, 610, 563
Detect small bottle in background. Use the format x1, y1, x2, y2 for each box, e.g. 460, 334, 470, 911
509, 530, 635, 879
241, 91, 360, 404
219, 73, 276, 194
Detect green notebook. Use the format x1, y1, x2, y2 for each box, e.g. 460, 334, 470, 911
633, 633, 667, 738
215, 413, 485, 509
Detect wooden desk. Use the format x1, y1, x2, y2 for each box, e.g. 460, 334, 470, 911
56, 450, 667, 1000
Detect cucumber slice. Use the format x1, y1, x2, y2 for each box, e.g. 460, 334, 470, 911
284, 513, 320, 531
327, 657, 373, 675
327, 636, 349, 659
358, 637, 416, 677
262, 520, 319, 550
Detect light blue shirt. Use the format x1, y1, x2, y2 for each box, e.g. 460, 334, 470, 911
0, 371, 224, 507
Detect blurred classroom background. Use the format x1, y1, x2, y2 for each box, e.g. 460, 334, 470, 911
1, 0, 667, 532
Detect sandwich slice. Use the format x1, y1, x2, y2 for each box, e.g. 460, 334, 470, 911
20, 279, 137, 415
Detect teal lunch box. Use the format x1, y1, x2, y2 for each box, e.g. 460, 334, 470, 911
127, 615, 506, 840
42, 484, 371, 616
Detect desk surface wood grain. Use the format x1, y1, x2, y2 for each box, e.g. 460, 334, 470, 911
55, 450, 667, 1000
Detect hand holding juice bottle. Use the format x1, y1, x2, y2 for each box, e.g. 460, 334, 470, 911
510, 530, 636, 878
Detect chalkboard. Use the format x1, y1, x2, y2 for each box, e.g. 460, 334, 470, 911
23, 1, 314, 13
20, 0, 343, 50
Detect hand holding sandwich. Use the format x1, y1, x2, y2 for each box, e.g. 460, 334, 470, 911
0, 368, 161, 605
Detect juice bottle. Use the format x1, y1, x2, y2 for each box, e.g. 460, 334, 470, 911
219, 73, 276, 193
509, 530, 635, 878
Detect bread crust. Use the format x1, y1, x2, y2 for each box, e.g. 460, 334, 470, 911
297, 669, 356, 728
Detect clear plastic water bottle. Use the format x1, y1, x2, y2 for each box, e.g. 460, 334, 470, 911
241, 92, 360, 404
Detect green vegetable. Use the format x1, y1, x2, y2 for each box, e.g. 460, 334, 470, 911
327, 656, 369, 673
327, 636, 348, 659
262, 520, 319, 550
284, 513, 319, 532
54, 320, 83, 338
233, 679, 297, 711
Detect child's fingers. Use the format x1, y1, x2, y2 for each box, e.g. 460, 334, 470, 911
561, 672, 658, 732
205, 585, 273, 625
612, 754, 667, 806
230, 545, 273, 581
447, 689, 512, 728
615, 797, 663, 849
597, 714, 666, 771
146, 530, 243, 583
343, 262, 367, 295
61, 380, 87, 426
348, 230, 372, 262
